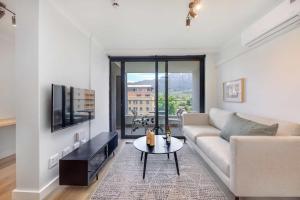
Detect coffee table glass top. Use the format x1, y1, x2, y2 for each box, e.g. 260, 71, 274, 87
133, 135, 183, 154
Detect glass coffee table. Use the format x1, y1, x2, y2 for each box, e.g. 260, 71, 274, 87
133, 135, 183, 179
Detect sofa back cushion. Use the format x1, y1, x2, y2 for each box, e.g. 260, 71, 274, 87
209, 108, 234, 130
237, 113, 300, 136
220, 114, 279, 141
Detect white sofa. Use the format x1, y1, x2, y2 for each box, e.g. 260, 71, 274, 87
182, 108, 300, 199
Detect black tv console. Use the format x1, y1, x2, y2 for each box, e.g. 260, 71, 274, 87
59, 132, 118, 186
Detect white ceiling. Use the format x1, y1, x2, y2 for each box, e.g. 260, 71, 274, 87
0, 0, 283, 53
52, 0, 282, 54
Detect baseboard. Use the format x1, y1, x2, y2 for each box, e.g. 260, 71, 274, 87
0, 152, 16, 160
12, 189, 40, 200
40, 176, 59, 199
12, 176, 59, 200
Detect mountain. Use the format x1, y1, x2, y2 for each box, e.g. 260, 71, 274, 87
129, 73, 192, 92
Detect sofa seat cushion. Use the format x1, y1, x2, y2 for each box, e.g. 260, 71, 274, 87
196, 137, 230, 177
183, 125, 221, 142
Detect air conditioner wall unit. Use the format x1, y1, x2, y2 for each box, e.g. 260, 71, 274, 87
241, 0, 300, 47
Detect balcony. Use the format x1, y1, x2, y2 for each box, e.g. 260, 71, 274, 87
124, 114, 183, 137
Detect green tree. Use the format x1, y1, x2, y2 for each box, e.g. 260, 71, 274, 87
183, 98, 192, 111
157, 95, 195, 115
158, 95, 165, 111
157, 95, 178, 115
168, 96, 178, 115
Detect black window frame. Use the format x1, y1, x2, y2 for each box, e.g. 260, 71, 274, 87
109, 55, 206, 139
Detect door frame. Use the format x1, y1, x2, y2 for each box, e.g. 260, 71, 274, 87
109, 55, 206, 139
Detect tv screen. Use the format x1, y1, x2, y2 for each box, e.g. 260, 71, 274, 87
72, 87, 95, 123
51, 84, 95, 132
51, 84, 65, 132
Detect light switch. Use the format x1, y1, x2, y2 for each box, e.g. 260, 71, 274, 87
48, 153, 59, 169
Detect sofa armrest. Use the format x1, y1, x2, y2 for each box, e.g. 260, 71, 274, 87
230, 136, 300, 197
182, 113, 209, 126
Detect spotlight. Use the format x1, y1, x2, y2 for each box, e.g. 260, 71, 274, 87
0, 1, 16, 26
12, 15, 16, 26
186, 16, 191, 28
185, 0, 202, 27
189, 10, 198, 18
193, 0, 202, 11
0, 9, 4, 19
112, 0, 119, 8
194, 3, 202, 11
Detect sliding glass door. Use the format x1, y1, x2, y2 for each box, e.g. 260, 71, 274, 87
124, 61, 156, 137
157, 62, 167, 135
167, 61, 200, 137
109, 56, 205, 139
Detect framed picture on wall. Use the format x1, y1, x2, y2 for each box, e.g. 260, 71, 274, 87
223, 78, 245, 103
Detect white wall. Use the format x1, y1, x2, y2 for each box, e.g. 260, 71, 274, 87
0, 34, 16, 159
90, 39, 110, 139
39, 0, 109, 191
0, 36, 15, 118
216, 26, 300, 123
205, 54, 218, 113
15, 0, 40, 194
14, 0, 109, 199
39, 0, 90, 188
0, 126, 15, 159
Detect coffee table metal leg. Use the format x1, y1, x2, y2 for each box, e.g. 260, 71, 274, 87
143, 152, 148, 179
174, 152, 180, 175
140, 152, 143, 161
167, 153, 170, 159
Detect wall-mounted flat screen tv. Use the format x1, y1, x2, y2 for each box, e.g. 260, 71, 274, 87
71, 87, 95, 124
51, 84, 95, 132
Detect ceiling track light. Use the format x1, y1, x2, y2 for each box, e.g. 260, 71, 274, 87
186, 0, 202, 27
12, 15, 16, 26
186, 16, 191, 28
112, 0, 119, 8
0, 1, 16, 26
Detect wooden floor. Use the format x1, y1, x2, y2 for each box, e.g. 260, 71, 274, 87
0, 143, 123, 200
0, 154, 115, 200
0, 154, 16, 200
1, 143, 297, 200
45, 141, 125, 200
45, 182, 99, 200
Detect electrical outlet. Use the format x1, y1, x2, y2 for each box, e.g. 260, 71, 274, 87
74, 132, 80, 142
62, 146, 71, 157
48, 153, 59, 169
73, 141, 80, 150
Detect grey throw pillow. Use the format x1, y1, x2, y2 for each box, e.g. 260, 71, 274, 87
220, 114, 279, 142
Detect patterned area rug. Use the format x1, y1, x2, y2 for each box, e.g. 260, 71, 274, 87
91, 143, 230, 200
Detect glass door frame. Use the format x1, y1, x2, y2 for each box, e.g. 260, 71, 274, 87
109, 55, 206, 139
